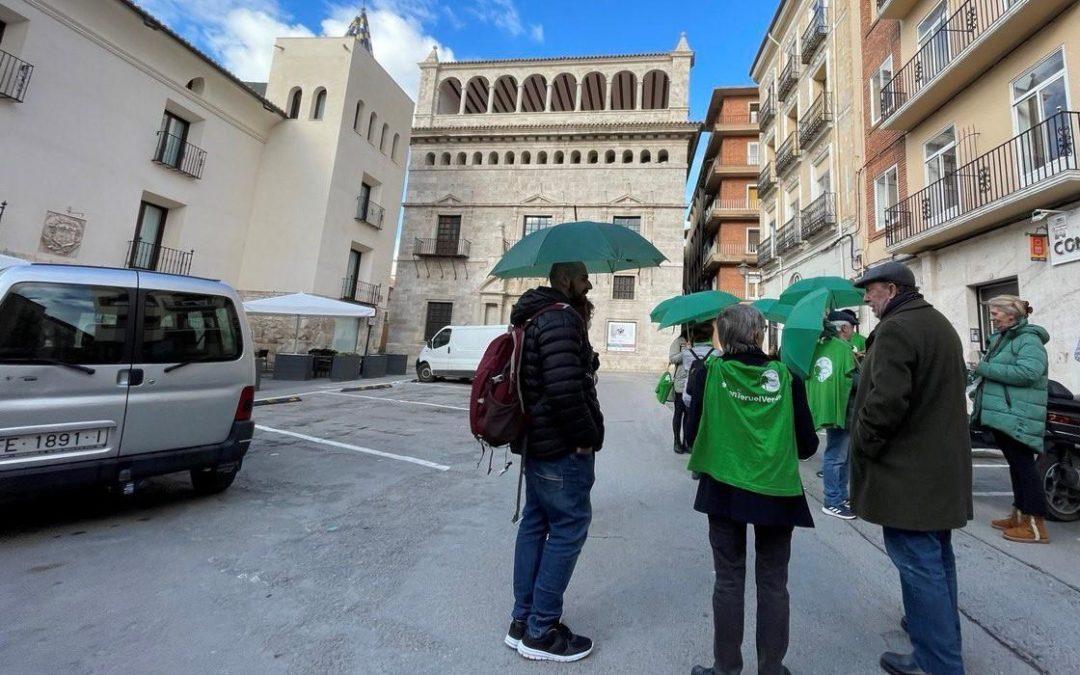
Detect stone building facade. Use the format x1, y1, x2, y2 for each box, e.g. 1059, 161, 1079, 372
387, 39, 698, 372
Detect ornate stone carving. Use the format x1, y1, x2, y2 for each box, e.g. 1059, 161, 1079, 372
39, 211, 86, 257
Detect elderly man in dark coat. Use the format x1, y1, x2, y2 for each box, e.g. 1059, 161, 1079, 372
850, 261, 973, 675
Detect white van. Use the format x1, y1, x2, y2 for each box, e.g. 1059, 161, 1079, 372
0, 263, 256, 497
416, 325, 508, 383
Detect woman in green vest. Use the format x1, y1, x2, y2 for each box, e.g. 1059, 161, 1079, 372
972, 295, 1051, 544
684, 304, 819, 675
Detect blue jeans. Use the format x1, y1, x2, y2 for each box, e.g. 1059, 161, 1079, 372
883, 528, 964, 675
822, 427, 850, 508
512, 451, 596, 638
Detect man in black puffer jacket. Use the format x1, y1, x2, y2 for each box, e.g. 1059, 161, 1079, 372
506, 262, 604, 664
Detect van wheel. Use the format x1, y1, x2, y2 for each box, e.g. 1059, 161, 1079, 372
190, 465, 239, 495
417, 362, 434, 383
1038, 451, 1080, 522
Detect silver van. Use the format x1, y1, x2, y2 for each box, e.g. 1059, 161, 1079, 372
0, 263, 255, 497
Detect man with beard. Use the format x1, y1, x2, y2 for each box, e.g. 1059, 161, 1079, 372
504, 261, 605, 663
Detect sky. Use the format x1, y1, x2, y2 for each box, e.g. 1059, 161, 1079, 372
139, 0, 778, 213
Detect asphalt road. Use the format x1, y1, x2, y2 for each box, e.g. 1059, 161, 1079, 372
2, 373, 1078, 674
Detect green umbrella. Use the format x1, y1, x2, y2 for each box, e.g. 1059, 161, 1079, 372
751, 297, 796, 323
656, 290, 742, 329
491, 220, 667, 279
779, 276, 864, 310
780, 287, 831, 380
650, 295, 682, 323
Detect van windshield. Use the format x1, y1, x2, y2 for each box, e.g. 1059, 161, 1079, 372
0, 283, 131, 365
431, 329, 451, 349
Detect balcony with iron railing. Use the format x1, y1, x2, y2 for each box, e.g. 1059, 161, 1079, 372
799, 91, 832, 150
152, 131, 207, 179
415, 237, 471, 258
705, 197, 762, 227
886, 111, 1080, 253
876, 0, 920, 21
706, 155, 759, 189
800, 192, 836, 240
776, 215, 802, 255
801, 2, 828, 65
0, 49, 33, 102
355, 196, 385, 228
757, 237, 776, 267
759, 92, 776, 131
703, 241, 758, 272
776, 133, 799, 177
340, 276, 382, 305
777, 56, 799, 102
714, 110, 760, 135
879, 0, 1072, 130
126, 240, 194, 276
759, 163, 776, 198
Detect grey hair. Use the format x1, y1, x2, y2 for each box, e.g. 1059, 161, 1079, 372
716, 304, 766, 354
548, 261, 585, 286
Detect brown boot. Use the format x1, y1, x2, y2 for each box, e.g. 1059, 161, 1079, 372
991, 508, 1020, 531
1003, 514, 1050, 544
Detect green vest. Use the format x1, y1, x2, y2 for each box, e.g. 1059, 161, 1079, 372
804, 337, 857, 430
850, 333, 867, 352
688, 359, 803, 497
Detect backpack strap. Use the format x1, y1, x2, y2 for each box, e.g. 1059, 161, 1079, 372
692, 347, 716, 363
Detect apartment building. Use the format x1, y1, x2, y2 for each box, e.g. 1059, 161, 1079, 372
685, 87, 762, 297
751, 0, 867, 302
0, 1, 411, 353
387, 39, 698, 371
868, 0, 1080, 390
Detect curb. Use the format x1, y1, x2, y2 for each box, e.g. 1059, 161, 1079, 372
340, 383, 393, 392
254, 395, 302, 407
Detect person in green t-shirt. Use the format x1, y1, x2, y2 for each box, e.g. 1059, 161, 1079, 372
837, 309, 867, 355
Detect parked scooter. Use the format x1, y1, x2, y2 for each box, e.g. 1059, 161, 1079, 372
971, 380, 1080, 521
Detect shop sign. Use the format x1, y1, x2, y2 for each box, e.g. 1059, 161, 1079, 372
1029, 234, 1047, 262
606, 320, 636, 352
1049, 211, 1080, 267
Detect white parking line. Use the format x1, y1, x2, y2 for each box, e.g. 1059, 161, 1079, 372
973, 464, 1009, 468
255, 424, 451, 471
973, 492, 1014, 497
255, 388, 338, 402
316, 390, 469, 411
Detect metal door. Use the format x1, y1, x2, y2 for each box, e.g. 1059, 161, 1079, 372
435, 216, 461, 256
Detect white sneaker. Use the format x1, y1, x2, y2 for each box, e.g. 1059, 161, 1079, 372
822, 504, 856, 520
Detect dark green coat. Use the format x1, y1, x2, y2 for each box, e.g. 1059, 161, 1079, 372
972, 319, 1049, 452
850, 298, 973, 531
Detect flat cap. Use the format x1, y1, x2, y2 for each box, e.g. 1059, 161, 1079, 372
853, 261, 916, 289
828, 309, 859, 326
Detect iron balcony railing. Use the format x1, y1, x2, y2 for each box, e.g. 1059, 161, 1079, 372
757, 237, 775, 267
776, 133, 799, 177
886, 110, 1080, 248
760, 92, 776, 130
880, 0, 1019, 121
706, 197, 762, 221
152, 131, 207, 179
759, 163, 776, 198
776, 215, 802, 254
0, 49, 33, 102
717, 111, 756, 126
799, 91, 833, 149
126, 240, 194, 275
415, 237, 471, 258
355, 196, 385, 228
801, 2, 828, 65
340, 276, 381, 305
801, 192, 837, 240
777, 55, 799, 102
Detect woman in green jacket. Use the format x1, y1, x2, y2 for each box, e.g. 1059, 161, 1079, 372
973, 295, 1050, 544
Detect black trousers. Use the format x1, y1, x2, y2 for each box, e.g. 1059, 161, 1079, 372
708, 514, 793, 675
994, 431, 1047, 517
672, 392, 686, 446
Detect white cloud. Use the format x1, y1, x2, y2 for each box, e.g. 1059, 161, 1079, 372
530, 24, 544, 43
467, 0, 523, 37
209, 7, 314, 81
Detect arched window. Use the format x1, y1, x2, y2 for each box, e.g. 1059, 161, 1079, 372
640, 149, 652, 163
570, 150, 581, 164
604, 150, 615, 164
367, 111, 378, 142
437, 77, 462, 114
587, 150, 598, 164
488, 151, 499, 165
538, 151, 548, 165
472, 151, 483, 165
658, 149, 670, 163
554, 151, 565, 164
391, 133, 400, 160
622, 149, 633, 164
551, 73, 577, 112
504, 151, 515, 165
186, 77, 205, 94
424, 152, 435, 165
642, 70, 671, 109
581, 72, 606, 111
353, 100, 365, 132
521, 151, 531, 164
610, 71, 637, 110
521, 74, 547, 112
287, 87, 302, 119
456, 152, 467, 165
492, 75, 518, 113
440, 152, 451, 165
464, 77, 490, 114
380, 123, 390, 153
311, 87, 327, 120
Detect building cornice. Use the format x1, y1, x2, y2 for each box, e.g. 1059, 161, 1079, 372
411, 120, 702, 141
428, 51, 679, 69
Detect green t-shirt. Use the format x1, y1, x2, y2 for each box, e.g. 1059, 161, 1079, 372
804, 337, 857, 430
688, 359, 803, 497
850, 333, 867, 353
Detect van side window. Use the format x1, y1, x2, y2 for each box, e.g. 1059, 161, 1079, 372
0, 283, 131, 365
431, 329, 451, 349
140, 291, 242, 363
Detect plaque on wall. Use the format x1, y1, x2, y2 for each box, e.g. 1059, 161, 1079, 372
39, 211, 86, 257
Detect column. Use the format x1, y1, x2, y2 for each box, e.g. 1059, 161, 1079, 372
458, 85, 467, 115
574, 81, 582, 111
544, 83, 553, 112
515, 84, 524, 112
486, 82, 495, 113
636, 77, 645, 110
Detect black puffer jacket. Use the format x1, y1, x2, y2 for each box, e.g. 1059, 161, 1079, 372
510, 287, 604, 460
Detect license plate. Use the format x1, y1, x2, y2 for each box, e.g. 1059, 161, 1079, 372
1, 428, 109, 458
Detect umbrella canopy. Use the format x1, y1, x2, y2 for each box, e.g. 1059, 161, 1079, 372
656, 290, 742, 329
751, 297, 796, 323
779, 287, 830, 380
0, 253, 28, 269
491, 220, 666, 279
243, 292, 375, 318
650, 295, 682, 323
778, 276, 863, 310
